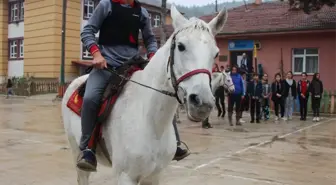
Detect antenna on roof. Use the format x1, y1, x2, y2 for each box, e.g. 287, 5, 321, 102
243, 0, 250, 12
215, 0, 218, 12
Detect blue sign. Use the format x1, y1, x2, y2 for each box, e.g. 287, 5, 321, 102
228, 40, 254, 51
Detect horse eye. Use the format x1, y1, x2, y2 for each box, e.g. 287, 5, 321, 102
177, 43, 185, 52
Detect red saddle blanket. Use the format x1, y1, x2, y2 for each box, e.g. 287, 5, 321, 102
66, 66, 141, 149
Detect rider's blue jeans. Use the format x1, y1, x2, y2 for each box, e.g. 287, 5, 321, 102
80, 68, 113, 150
80, 68, 182, 150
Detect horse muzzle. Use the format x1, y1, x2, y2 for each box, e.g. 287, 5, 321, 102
185, 85, 214, 122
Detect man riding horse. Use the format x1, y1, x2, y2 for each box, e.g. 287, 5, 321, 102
78, 0, 190, 172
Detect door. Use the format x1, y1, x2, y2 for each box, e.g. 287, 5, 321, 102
230, 51, 253, 73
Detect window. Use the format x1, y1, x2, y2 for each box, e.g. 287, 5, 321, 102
82, 38, 99, 60
148, 13, 152, 20
82, 45, 93, 60
20, 40, 24, 58
9, 38, 24, 60
20, 2, 24, 20
9, 40, 17, 59
83, 0, 96, 20
9, 0, 24, 23
292, 48, 319, 74
153, 15, 161, 27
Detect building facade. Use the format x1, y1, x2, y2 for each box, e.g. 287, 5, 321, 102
0, 0, 170, 83
152, 1, 336, 90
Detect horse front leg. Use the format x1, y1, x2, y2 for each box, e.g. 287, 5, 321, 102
118, 172, 139, 185
140, 174, 160, 185
77, 169, 91, 185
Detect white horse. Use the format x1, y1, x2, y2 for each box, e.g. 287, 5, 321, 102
62, 6, 228, 185
211, 72, 234, 94
202, 71, 234, 128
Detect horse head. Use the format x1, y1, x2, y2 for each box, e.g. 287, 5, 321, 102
168, 6, 228, 122
222, 71, 235, 93
211, 71, 235, 93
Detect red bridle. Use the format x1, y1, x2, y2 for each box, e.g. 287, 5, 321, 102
176, 69, 212, 86
167, 30, 212, 104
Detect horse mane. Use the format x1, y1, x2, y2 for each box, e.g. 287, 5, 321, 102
170, 17, 215, 41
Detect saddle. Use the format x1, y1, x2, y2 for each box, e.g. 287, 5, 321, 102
66, 56, 149, 155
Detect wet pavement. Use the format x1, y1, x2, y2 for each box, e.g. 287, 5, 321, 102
0, 97, 335, 185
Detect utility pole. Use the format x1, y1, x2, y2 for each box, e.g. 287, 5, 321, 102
59, 0, 67, 97
160, 0, 167, 46
215, 0, 218, 12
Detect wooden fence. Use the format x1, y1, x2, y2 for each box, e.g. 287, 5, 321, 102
0, 81, 60, 96
292, 90, 336, 114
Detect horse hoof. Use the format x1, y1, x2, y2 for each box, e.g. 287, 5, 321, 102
173, 147, 191, 161
77, 161, 97, 172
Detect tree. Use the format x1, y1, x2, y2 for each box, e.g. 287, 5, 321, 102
160, 0, 167, 47
280, 0, 335, 14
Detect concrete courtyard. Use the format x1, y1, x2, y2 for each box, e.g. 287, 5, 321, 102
0, 96, 335, 185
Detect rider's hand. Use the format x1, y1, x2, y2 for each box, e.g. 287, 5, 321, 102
92, 52, 107, 69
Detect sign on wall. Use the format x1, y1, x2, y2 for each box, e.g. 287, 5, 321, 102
228, 40, 254, 51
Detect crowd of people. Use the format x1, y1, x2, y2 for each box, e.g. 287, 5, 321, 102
212, 64, 324, 126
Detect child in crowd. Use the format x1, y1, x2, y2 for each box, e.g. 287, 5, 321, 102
271, 73, 284, 121
310, 73, 323, 122
239, 72, 248, 124
283, 71, 297, 121
247, 73, 263, 123
297, 72, 310, 121
261, 73, 271, 121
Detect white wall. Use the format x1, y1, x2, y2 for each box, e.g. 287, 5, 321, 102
80, 0, 100, 59
8, 60, 24, 77
8, 22, 24, 38
8, 21, 24, 77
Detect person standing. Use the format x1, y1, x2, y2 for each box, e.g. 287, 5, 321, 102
212, 63, 220, 72
283, 71, 297, 121
261, 73, 271, 121
297, 72, 310, 121
247, 73, 263, 123
228, 66, 245, 126
271, 73, 284, 121
309, 73, 323, 122
6, 79, 14, 99
214, 66, 226, 118
240, 53, 249, 74
225, 64, 230, 73
238, 72, 248, 124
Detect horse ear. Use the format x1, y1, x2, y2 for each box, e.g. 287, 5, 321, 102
170, 5, 189, 30
212, 73, 219, 79
208, 7, 228, 36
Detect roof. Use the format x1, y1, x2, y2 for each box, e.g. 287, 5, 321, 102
151, 2, 336, 37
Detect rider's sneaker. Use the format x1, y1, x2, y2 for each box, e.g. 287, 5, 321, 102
173, 146, 190, 161
77, 149, 97, 172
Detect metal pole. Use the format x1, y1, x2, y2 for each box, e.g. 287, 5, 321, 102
215, 0, 218, 12
160, 0, 167, 46
60, 0, 67, 85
